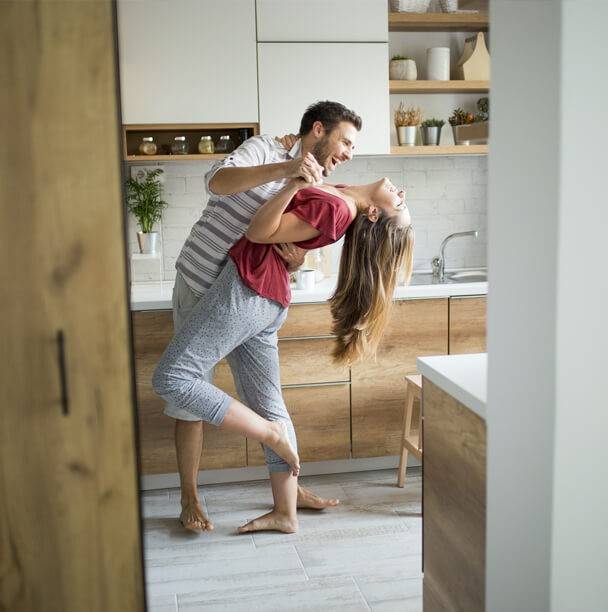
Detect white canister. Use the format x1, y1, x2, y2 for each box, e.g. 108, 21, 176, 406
295, 268, 316, 291
426, 47, 450, 80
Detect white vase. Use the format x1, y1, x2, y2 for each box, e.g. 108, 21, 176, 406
426, 47, 450, 80
397, 125, 417, 146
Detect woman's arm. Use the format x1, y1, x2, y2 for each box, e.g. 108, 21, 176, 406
246, 153, 324, 244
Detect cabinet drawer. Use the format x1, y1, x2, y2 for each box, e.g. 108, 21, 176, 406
247, 383, 351, 465
279, 303, 335, 338
279, 338, 348, 385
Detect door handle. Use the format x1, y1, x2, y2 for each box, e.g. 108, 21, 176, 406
56, 330, 69, 416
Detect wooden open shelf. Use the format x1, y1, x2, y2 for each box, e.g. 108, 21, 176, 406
390, 80, 489, 94
391, 145, 487, 156
126, 153, 227, 162
122, 122, 258, 161
389, 12, 488, 32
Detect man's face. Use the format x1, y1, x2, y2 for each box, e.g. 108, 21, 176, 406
311, 121, 358, 177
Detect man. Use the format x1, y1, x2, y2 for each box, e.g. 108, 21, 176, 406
169, 100, 361, 532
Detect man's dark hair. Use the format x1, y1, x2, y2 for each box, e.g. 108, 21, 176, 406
298, 100, 362, 136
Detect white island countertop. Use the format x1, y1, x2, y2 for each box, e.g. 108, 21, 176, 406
131, 275, 487, 311
417, 353, 487, 420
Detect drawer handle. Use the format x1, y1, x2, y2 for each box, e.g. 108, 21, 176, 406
56, 330, 70, 416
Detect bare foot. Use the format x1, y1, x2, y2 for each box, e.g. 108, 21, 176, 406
297, 485, 340, 510
179, 499, 214, 533
267, 421, 300, 476
237, 510, 298, 534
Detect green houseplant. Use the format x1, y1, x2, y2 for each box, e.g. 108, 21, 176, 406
125, 168, 168, 254
420, 118, 446, 146
448, 98, 489, 145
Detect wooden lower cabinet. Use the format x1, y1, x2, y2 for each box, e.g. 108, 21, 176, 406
423, 379, 486, 611
247, 383, 351, 465
449, 296, 487, 354
132, 311, 246, 474
351, 299, 449, 458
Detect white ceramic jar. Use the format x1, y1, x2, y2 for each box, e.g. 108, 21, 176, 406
426, 47, 450, 80
389, 58, 417, 81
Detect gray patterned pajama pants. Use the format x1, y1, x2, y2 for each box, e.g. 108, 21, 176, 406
152, 258, 296, 473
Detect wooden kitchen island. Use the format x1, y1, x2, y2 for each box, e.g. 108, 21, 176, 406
417, 353, 487, 612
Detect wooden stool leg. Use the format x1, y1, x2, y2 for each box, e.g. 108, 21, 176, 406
397, 386, 415, 487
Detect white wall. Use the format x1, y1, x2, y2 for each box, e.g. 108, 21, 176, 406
552, 1, 608, 609
487, 1, 608, 609
127, 154, 487, 282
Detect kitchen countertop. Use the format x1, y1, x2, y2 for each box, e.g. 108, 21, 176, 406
416, 353, 487, 420
131, 274, 488, 311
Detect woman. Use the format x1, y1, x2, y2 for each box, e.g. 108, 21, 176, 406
153, 155, 414, 534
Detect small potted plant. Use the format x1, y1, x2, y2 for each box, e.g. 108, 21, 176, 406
448, 98, 489, 145
394, 103, 422, 146
125, 168, 168, 254
389, 54, 417, 81
420, 118, 445, 146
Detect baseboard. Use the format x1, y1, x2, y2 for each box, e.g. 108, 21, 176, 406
140, 455, 422, 491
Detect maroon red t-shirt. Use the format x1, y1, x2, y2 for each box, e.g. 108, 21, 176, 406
229, 186, 352, 307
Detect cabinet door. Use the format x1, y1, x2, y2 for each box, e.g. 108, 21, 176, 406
247, 384, 351, 465
258, 43, 390, 155
256, 0, 387, 42
1, 2, 144, 608
449, 296, 487, 354
132, 311, 246, 473
351, 299, 449, 458
117, 0, 258, 124
279, 303, 334, 338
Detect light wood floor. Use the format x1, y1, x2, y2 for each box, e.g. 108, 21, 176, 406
142, 468, 422, 611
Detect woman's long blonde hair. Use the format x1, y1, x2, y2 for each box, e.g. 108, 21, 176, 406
329, 213, 414, 366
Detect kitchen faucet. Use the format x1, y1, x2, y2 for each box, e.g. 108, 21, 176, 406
431, 230, 478, 282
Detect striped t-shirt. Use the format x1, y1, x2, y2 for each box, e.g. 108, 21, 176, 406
175, 135, 300, 297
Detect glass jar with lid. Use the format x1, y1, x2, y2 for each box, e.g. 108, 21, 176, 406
215, 134, 235, 154
198, 135, 215, 155
138, 136, 157, 156
171, 136, 188, 155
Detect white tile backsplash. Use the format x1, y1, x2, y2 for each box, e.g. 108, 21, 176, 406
127, 154, 487, 281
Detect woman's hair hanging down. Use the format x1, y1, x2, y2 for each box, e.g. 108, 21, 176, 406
329, 213, 414, 366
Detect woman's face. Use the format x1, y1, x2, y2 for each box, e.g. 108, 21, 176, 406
369, 178, 411, 226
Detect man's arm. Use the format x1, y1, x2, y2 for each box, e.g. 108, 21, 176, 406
209, 161, 298, 196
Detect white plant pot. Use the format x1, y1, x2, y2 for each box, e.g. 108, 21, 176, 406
397, 125, 418, 146
389, 59, 417, 81
137, 231, 159, 254
426, 47, 450, 80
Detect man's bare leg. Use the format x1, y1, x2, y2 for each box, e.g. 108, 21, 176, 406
238, 471, 298, 534
296, 485, 340, 510
175, 419, 214, 532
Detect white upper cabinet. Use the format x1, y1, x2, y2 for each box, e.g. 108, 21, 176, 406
258, 43, 390, 155
117, 0, 258, 124
256, 0, 388, 42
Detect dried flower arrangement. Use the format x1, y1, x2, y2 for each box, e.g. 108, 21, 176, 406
394, 102, 422, 127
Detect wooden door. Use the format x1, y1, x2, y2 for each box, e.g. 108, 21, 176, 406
351, 299, 448, 457
132, 311, 247, 474
0, 3, 144, 610
449, 296, 487, 354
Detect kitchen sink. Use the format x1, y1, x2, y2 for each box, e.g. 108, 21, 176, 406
446, 270, 488, 283
409, 269, 487, 285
